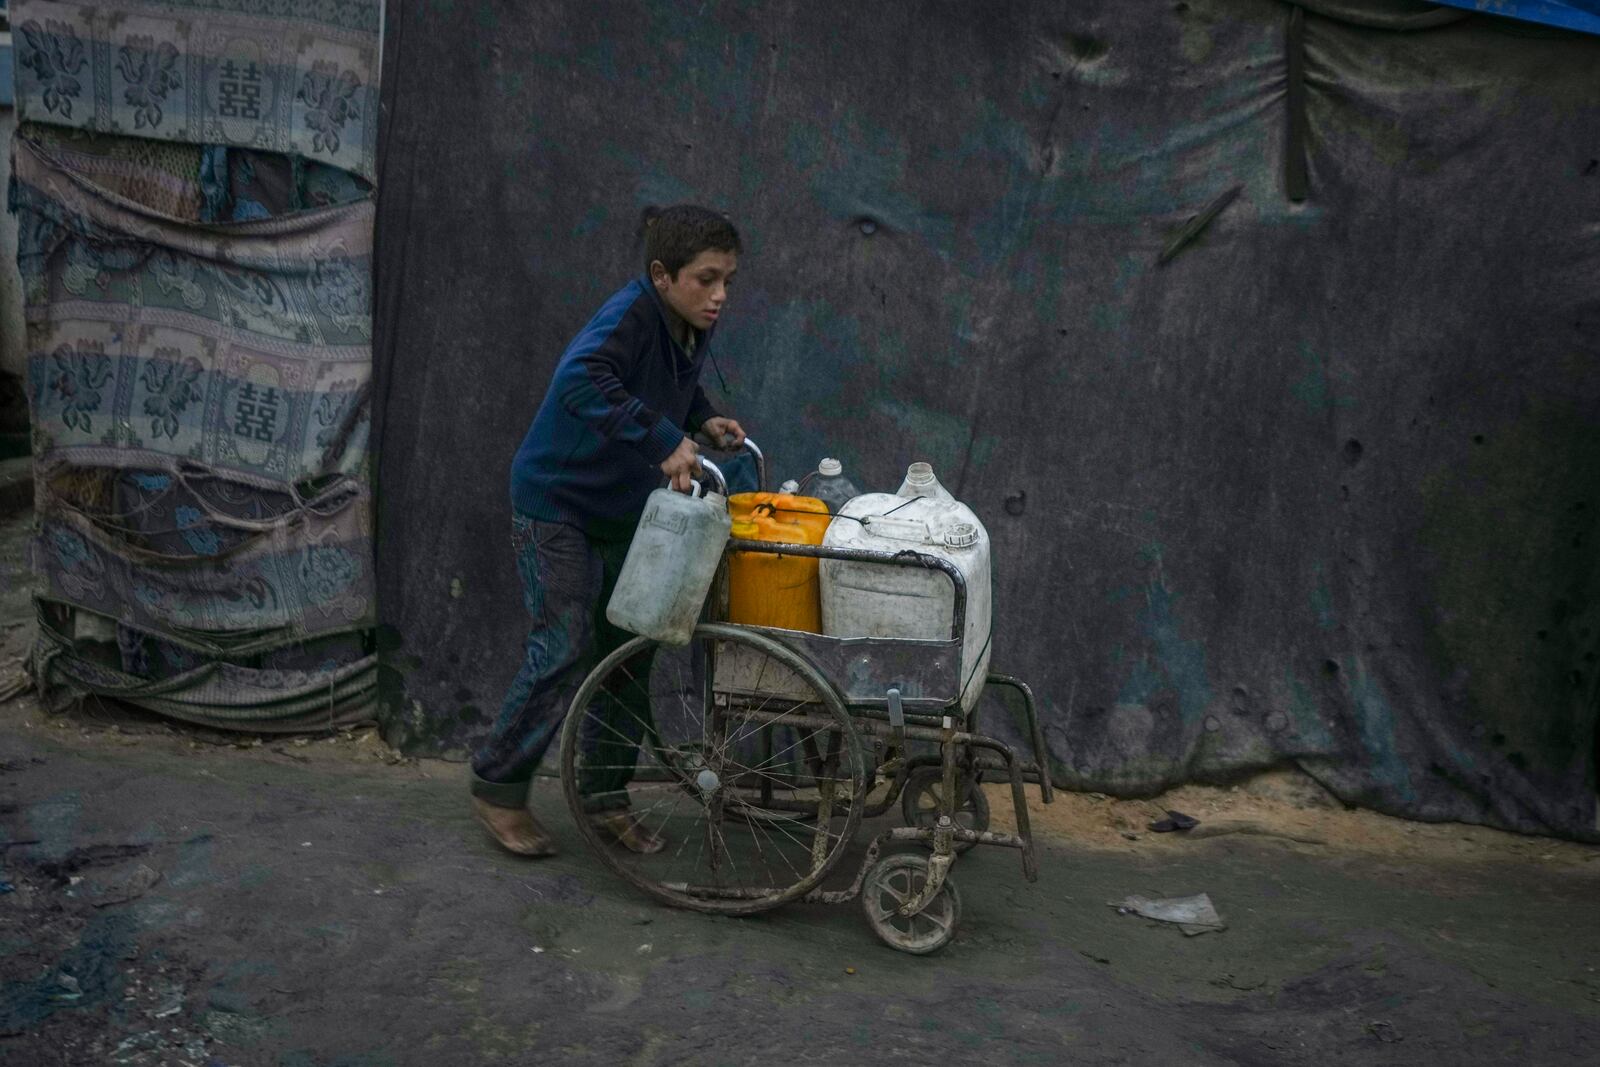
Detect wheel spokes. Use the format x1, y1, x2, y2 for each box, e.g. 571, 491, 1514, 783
566, 629, 864, 910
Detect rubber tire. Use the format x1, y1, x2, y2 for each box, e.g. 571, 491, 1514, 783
559, 622, 866, 916
861, 852, 962, 955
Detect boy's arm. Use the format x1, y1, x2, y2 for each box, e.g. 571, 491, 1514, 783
685, 385, 719, 435
552, 315, 684, 464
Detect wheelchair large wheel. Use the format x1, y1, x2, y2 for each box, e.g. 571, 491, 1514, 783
559, 622, 867, 916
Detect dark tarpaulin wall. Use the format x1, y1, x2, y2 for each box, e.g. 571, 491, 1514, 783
372, 0, 1600, 840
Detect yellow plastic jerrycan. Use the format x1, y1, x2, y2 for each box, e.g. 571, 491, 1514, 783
726, 493, 831, 633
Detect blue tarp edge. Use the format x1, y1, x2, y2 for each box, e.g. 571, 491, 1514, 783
1431, 0, 1600, 34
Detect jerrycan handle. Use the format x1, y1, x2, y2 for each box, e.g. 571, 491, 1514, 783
670, 474, 707, 499
667, 458, 725, 498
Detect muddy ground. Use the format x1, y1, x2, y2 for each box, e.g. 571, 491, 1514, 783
1, 505, 1598, 1066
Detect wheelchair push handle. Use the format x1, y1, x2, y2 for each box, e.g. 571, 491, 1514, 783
690, 431, 766, 493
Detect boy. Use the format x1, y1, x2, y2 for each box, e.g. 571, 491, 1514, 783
471, 205, 746, 857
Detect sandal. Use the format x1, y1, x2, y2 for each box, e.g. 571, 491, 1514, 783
589, 811, 667, 854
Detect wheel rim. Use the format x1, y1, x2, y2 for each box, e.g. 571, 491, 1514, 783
560, 623, 866, 915
861, 854, 961, 954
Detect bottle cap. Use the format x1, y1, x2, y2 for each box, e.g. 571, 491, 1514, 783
944, 523, 978, 548
818, 458, 842, 477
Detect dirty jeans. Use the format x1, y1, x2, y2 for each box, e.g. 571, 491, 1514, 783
471, 515, 657, 814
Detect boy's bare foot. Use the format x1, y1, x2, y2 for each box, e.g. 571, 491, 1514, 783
589, 811, 666, 854
472, 796, 556, 857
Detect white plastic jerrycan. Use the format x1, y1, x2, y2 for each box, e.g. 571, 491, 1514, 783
607, 475, 731, 646
821, 461, 992, 711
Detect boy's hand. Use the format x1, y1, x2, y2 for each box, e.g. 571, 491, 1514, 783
660, 437, 701, 493
700, 416, 746, 450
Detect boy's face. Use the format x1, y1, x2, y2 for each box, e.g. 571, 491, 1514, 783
651, 249, 738, 332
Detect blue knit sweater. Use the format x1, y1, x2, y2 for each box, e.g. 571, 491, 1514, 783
510, 277, 720, 541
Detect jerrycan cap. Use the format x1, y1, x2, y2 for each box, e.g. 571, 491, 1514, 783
818, 458, 843, 477
905, 462, 936, 487
944, 522, 978, 548
779, 479, 800, 494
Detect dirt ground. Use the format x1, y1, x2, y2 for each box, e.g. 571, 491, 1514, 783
985, 770, 1600, 870
2, 505, 1599, 1065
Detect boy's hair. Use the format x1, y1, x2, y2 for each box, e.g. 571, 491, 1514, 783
642, 204, 742, 277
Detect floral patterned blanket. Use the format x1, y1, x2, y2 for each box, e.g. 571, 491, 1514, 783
12, 0, 381, 182
15, 137, 373, 486
11, 0, 380, 730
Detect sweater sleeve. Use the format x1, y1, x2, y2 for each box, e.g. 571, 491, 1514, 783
686, 385, 720, 435
551, 303, 684, 465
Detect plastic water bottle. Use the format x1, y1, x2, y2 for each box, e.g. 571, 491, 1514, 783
810, 458, 860, 514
